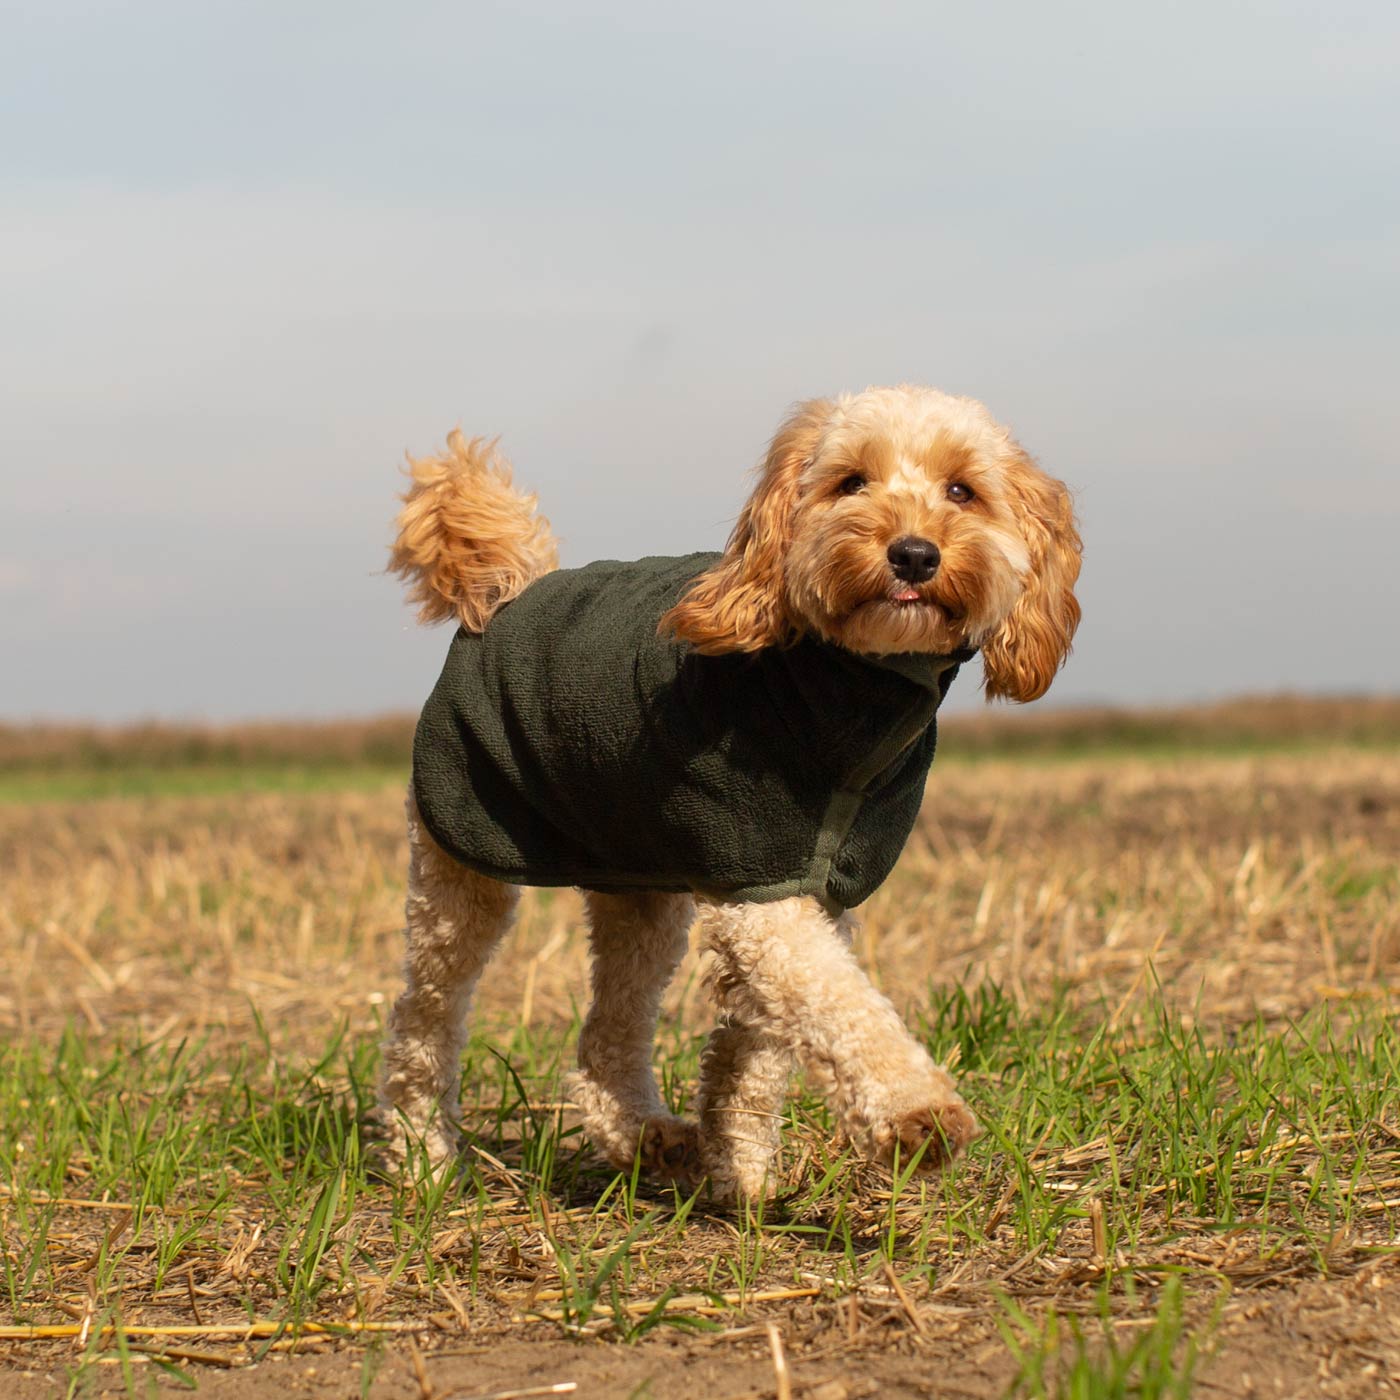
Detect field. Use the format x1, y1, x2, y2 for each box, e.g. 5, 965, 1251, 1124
2, 701, 1399, 1398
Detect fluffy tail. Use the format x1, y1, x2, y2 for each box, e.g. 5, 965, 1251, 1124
389, 430, 559, 632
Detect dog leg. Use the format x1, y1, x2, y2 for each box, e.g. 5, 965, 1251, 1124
696, 913, 872, 1201
694, 1015, 794, 1204
698, 898, 978, 1186
374, 790, 518, 1173
570, 890, 699, 1183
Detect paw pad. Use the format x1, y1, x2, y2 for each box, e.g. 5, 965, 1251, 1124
639, 1116, 703, 1185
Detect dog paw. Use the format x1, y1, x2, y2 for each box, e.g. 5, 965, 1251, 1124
875, 1097, 980, 1171
639, 1115, 703, 1186
361, 1107, 461, 1181
361, 1107, 406, 1175
699, 1154, 776, 1209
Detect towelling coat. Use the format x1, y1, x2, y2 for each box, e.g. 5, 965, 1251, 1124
412, 552, 972, 913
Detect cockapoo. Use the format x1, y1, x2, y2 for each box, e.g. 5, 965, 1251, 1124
376, 385, 1081, 1201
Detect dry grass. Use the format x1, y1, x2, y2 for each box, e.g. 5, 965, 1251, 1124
2, 710, 1399, 1397
5, 693, 1399, 775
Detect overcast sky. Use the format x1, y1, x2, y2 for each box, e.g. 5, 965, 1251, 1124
2, 0, 1397, 722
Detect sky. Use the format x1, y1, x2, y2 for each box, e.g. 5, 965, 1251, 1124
2, 0, 1397, 722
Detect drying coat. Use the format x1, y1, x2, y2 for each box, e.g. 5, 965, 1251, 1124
412, 552, 969, 912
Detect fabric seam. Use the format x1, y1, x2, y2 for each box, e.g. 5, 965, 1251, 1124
801, 687, 941, 910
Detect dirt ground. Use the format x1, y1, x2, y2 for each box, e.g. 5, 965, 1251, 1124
7, 1266, 1399, 1399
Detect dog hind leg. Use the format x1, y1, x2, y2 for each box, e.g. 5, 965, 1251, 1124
374, 789, 518, 1173
570, 890, 699, 1183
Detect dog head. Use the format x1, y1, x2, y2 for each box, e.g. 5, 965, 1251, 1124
661, 385, 1081, 702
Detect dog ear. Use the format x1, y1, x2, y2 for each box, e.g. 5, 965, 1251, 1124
661, 400, 832, 653
980, 458, 1082, 702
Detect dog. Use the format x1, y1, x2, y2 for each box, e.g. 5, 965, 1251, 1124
375, 385, 1081, 1202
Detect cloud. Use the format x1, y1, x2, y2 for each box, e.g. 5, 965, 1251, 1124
0, 560, 35, 593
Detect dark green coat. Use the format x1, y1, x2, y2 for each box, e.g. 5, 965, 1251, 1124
412, 553, 969, 911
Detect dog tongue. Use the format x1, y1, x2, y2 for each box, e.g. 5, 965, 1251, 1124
893, 588, 922, 603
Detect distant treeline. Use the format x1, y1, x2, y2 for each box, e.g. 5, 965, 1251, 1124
2, 696, 1398, 772
0, 716, 417, 771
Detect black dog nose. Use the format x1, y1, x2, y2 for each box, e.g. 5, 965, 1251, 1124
887, 536, 941, 584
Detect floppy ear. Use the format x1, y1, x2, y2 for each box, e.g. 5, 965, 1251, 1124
980, 458, 1082, 702
660, 399, 832, 653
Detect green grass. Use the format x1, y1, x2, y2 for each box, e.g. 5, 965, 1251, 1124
937, 735, 1400, 768
3, 985, 1397, 1394
0, 763, 407, 803
997, 1276, 1217, 1399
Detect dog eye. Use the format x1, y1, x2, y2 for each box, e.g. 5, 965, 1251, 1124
838, 474, 867, 496
947, 482, 975, 504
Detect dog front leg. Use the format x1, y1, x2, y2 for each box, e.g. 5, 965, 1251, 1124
570, 890, 700, 1183
695, 913, 866, 1202
698, 897, 978, 1184
694, 1013, 794, 1203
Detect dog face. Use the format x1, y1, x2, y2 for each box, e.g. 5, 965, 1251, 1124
662, 385, 1082, 702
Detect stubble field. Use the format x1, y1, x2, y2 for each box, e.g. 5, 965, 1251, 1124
1, 701, 1399, 1398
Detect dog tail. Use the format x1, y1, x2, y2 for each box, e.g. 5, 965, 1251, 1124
389, 430, 559, 632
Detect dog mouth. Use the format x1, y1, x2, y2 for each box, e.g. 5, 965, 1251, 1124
880, 587, 963, 620
833, 588, 973, 654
